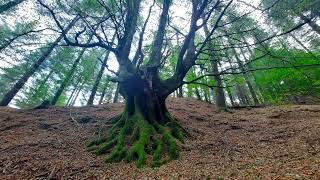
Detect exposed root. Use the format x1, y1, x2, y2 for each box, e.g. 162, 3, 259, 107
87, 112, 186, 167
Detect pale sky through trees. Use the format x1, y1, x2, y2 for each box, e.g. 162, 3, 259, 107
1, 0, 262, 71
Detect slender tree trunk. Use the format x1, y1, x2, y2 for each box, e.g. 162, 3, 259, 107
66, 76, 82, 106
0, 0, 26, 13
106, 93, 112, 103
226, 87, 235, 106
87, 33, 115, 105
112, 83, 120, 103
238, 48, 261, 105
210, 60, 227, 107
224, 31, 257, 105
25, 69, 54, 107
98, 90, 106, 104
203, 88, 210, 103
187, 86, 192, 97
0, 18, 77, 106
177, 86, 183, 98
98, 80, 109, 105
51, 48, 86, 105
203, 23, 227, 108
39, 70, 53, 87
236, 86, 249, 105
239, 48, 264, 103
207, 88, 212, 103
194, 87, 202, 100
232, 47, 260, 105
209, 88, 216, 104
224, 29, 259, 105
87, 52, 111, 105
241, 38, 265, 103
225, 49, 249, 105
69, 81, 84, 107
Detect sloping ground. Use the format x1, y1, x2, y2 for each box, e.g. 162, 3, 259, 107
0, 98, 320, 179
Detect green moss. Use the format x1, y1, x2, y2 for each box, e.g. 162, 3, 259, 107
166, 121, 185, 143
127, 113, 154, 168
164, 130, 179, 159
87, 108, 186, 167
110, 114, 122, 123
152, 139, 163, 167
95, 138, 116, 155
106, 127, 126, 162
86, 137, 106, 148
158, 125, 179, 160
86, 145, 98, 152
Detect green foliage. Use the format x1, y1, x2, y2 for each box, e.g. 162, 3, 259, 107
250, 48, 320, 104
13, 47, 77, 108
261, 0, 318, 32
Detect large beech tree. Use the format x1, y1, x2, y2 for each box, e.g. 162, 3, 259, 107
37, 0, 234, 167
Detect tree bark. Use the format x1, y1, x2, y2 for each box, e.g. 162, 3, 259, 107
211, 60, 227, 107
177, 86, 183, 98
112, 83, 120, 103
0, 18, 77, 106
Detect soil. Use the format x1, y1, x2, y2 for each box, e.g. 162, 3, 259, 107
0, 98, 320, 179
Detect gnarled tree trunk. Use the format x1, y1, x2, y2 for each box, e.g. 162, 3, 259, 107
87, 71, 186, 167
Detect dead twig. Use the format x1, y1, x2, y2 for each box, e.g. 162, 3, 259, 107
69, 109, 81, 127
47, 166, 57, 180
35, 171, 49, 178
67, 168, 86, 177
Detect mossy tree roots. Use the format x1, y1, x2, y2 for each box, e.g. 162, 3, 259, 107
87, 93, 186, 168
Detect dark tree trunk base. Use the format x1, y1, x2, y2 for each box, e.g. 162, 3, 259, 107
86, 104, 186, 168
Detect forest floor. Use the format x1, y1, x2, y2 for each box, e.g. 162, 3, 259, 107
0, 98, 320, 179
